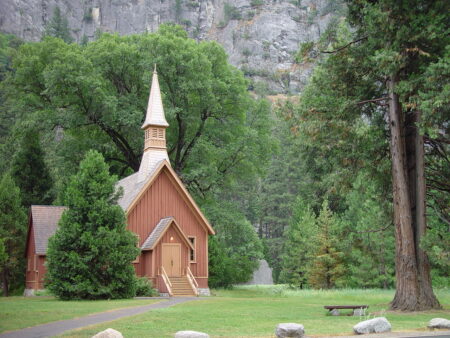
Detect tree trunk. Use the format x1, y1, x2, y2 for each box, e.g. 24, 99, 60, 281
406, 111, 441, 309
389, 77, 441, 310
388, 77, 421, 311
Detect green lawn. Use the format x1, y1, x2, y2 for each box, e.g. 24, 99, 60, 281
61, 286, 450, 337
0, 296, 161, 333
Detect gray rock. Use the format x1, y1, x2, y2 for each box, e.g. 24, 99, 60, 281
197, 288, 211, 296
242, 259, 273, 285
175, 331, 209, 338
330, 309, 340, 316
353, 308, 365, 316
353, 317, 391, 335
92, 328, 123, 338
275, 323, 305, 338
428, 318, 450, 329
0, 0, 343, 94
23, 288, 35, 297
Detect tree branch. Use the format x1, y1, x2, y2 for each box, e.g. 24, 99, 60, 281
320, 36, 368, 54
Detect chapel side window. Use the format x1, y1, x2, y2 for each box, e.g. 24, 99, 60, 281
188, 237, 196, 263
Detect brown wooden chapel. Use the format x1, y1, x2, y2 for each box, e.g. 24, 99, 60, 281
25, 69, 215, 296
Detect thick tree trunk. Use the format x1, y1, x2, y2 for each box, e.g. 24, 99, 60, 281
388, 77, 421, 311
389, 77, 441, 310
406, 111, 441, 309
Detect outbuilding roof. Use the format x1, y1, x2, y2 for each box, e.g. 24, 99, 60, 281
29, 205, 67, 255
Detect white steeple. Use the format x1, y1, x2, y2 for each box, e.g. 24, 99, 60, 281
141, 65, 169, 129
138, 66, 170, 182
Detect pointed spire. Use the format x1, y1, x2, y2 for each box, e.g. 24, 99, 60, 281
141, 66, 169, 129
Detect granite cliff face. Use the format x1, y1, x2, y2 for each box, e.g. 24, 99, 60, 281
0, 0, 341, 93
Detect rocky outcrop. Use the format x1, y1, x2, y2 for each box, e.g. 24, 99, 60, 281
0, 0, 342, 93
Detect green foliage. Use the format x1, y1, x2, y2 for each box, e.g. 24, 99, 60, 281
224, 3, 242, 21
44, 6, 73, 43
308, 200, 345, 289
250, 0, 264, 7
205, 200, 263, 284
0, 238, 7, 267
294, 41, 314, 63
208, 236, 235, 288
135, 277, 158, 296
279, 198, 317, 288
0, 173, 27, 296
46, 150, 139, 300
339, 172, 395, 288
11, 130, 54, 207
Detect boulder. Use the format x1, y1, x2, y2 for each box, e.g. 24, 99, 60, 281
330, 309, 340, 316
428, 318, 450, 329
92, 328, 123, 338
353, 308, 365, 316
174, 330, 210, 338
275, 323, 305, 338
353, 317, 391, 335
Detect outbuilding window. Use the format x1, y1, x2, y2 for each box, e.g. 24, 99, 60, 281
188, 237, 196, 262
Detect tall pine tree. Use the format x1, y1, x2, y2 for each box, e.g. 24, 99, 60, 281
279, 198, 317, 288
46, 150, 139, 300
308, 200, 345, 289
0, 173, 27, 296
44, 6, 73, 43
11, 130, 53, 207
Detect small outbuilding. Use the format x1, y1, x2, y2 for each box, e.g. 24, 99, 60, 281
25, 69, 215, 296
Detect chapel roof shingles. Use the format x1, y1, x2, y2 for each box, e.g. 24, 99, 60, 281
30, 205, 67, 255
140, 217, 174, 250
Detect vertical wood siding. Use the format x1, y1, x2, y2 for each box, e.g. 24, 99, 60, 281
128, 168, 208, 283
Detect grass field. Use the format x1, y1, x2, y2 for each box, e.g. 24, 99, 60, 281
0, 296, 161, 333
61, 286, 450, 337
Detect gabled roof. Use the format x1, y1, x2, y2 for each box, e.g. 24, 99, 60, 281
141, 217, 194, 251
141, 68, 169, 129
125, 160, 215, 235
29, 205, 67, 255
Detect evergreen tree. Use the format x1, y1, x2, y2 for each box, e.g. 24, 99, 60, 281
340, 172, 395, 288
46, 150, 139, 300
279, 198, 317, 288
0, 173, 27, 296
308, 200, 345, 289
11, 130, 53, 207
44, 6, 73, 43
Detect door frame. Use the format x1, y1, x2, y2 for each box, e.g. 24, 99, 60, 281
161, 243, 181, 277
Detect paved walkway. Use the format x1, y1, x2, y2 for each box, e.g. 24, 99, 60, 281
0, 297, 199, 338
317, 330, 450, 338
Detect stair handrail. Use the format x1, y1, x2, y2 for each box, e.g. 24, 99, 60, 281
160, 266, 173, 296
186, 266, 199, 296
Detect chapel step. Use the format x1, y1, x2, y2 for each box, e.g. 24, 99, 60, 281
168, 275, 197, 297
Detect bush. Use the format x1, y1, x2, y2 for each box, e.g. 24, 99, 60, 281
135, 277, 158, 297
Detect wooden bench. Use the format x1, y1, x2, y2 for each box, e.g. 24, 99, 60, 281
324, 305, 368, 316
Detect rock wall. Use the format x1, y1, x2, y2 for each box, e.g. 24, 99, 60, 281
0, 0, 341, 93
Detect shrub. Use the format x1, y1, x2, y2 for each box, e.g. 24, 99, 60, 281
135, 277, 158, 296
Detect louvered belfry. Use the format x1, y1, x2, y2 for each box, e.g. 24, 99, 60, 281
24, 67, 215, 297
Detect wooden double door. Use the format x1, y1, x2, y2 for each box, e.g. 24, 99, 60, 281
162, 243, 181, 277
